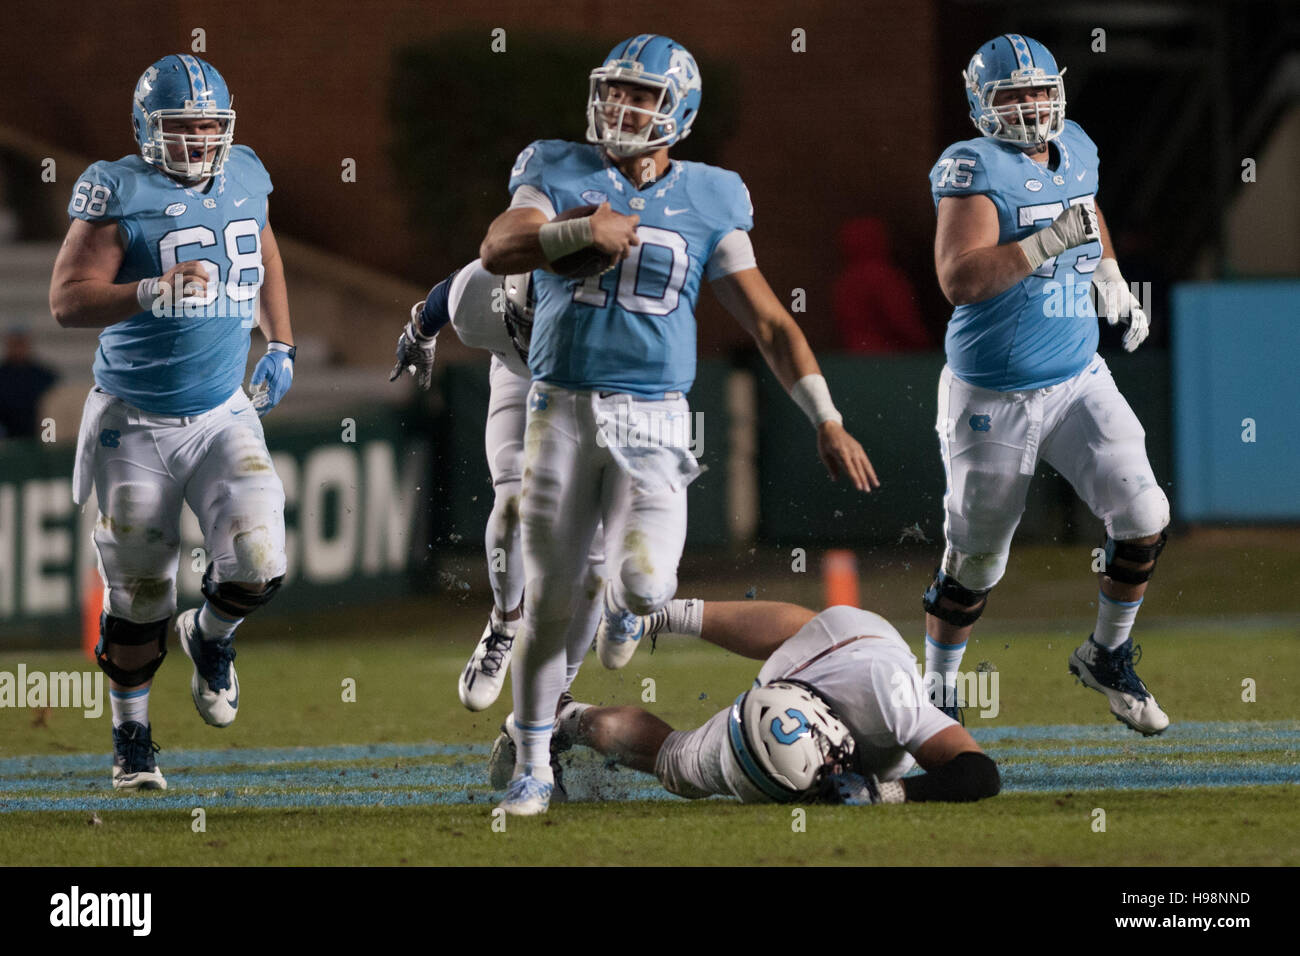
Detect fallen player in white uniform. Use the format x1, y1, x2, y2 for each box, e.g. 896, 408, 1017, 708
489, 599, 1001, 805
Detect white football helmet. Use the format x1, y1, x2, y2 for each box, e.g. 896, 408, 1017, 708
725, 680, 856, 802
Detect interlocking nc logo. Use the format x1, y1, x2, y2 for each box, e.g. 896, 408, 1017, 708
669, 48, 701, 92
99, 429, 121, 448
529, 391, 548, 413
969, 414, 991, 433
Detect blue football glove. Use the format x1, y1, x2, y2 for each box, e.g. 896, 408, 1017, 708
249, 341, 296, 416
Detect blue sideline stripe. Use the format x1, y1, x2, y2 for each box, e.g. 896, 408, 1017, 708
971, 720, 1300, 743
1000, 762, 1300, 792
0, 742, 487, 777
0, 782, 678, 813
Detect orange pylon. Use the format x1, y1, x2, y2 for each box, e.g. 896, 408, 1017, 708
81, 565, 103, 660
822, 549, 860, 609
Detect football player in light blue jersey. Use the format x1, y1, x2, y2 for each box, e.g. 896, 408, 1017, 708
50, 55, 296, 789
476, 34, 879, 815
921, 36, 1171, 736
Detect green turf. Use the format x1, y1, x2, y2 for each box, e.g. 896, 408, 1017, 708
3, 622, 1299, 864
3, 534, 1298, 865
2, 623, 1296, 757
5, 788, 1298, 867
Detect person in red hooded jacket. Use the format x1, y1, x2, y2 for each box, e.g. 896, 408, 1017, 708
832, 217, 932, 352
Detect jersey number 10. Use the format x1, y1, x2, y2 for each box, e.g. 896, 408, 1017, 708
571, 226, 689, 316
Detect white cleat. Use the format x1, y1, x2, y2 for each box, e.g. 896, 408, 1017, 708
498, 766, 554, 816
176, 609, 240, 728
489, 708, 573, 800
111, 721, 167, 790
1069, 635, 1170, 736
595, 587, 649, 670
458, 613, 518, 711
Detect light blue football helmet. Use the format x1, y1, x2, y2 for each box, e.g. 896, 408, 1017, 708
586, 34, 702, 157
963, 35, 1066, 148
132, 54, 236, 181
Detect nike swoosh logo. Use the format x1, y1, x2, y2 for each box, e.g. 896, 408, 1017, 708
664, 207, 687, 216
234, 197, 248, 206
1076, 171, 1086, 181
227, 673, 240, 710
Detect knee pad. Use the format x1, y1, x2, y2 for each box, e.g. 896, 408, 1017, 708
617, 562, 675, 616
201, 565, 284, 618
95, 614, 169, 687
922, 569, 991, 628
1103, 530, 1168, 585
231, 525, 283, 582
1114, 485, 1170, 540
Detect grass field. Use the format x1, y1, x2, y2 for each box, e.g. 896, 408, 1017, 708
2, 535, 1298, 866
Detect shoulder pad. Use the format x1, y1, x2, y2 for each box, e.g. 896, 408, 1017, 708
224, 145, 273, 196
507, 139, 595, 197
1061, 120, 1099, 166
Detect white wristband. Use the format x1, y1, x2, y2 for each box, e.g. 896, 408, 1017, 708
790, 374, 842, 427
136, 277, 161, 312
538, 216, 595, 263
877, 780, 906, 804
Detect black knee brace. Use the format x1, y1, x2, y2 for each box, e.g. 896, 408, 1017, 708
1103, 531, 1168, 585
922, 569, 990, 627
201, 565, 285, 618
95, 614, 169, 687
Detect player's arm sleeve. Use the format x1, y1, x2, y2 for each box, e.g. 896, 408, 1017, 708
67, 162, 124, 223
508, 183, 556, 219
901, 750, 1000, 802
705, 230, 757, 280
929, 145, 994, 208
703, 171, 756, 279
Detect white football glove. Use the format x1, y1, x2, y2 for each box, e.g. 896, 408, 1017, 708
1091, 258, 1149, 352
388, 302, 438, 390
1018, 202, 1101, 270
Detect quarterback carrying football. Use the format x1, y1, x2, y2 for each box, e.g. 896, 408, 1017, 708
488, 599, 1001, 806
477, 34, 879, 815
922, 36, 1170, 735
49, 55, 295, 788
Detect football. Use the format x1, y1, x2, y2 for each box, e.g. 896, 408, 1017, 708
547, 205, 619, 279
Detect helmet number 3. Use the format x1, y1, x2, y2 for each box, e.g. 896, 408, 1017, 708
769, 708, 810, 745
572, 225, 689, 316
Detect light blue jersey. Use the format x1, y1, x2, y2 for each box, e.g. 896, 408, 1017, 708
508, 140, 752, 397
930, 120, 1102, 391
68, 146, 272, 415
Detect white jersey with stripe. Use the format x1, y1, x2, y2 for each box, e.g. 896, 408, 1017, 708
755, 606, 957, 781
447, 259, 530, 379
